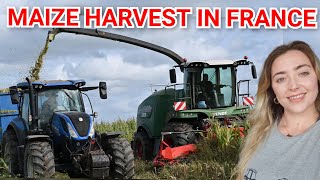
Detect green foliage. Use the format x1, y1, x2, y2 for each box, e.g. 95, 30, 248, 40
134, 120, 249, 180
0, 88, 9, 93
94, 117, 136, 141
0, 158, 12, 178
134, 160, 235, 180
193, 120, 249, 179
93, 118, 249, 179
134, 160, 159, 179
155, 161, 230, 180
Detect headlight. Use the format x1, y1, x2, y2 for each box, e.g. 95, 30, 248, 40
67, 123, 79, 138
88, 123, 95, 138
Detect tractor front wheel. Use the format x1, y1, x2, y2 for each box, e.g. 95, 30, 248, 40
164, 122, 199, 147
102, 137, 134, 179
3, 129, 19, 175
133, 131, 153, 160
24, 141, 55, 178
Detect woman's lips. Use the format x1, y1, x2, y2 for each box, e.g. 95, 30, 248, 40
287, 93, 306, 102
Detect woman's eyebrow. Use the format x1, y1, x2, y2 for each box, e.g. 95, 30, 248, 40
272, 64, 312, 79
295, 64, 311, 70
272, 71, 286, 79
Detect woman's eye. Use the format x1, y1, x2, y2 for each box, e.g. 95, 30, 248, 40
276, 77, 285, 83
299, 71, 310, 76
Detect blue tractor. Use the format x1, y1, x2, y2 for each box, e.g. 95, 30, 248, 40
1, 77, 134, 178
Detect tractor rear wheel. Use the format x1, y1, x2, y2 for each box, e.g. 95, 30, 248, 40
133, 131, 153, 160
164, 122, 199, 147
3, 129, 19, 175
24, 141, 55, 178
102, 137, 134, 179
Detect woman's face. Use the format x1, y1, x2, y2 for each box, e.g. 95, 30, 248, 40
271, 50, 318, 115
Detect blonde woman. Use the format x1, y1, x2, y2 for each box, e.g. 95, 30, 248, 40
236, 41, 320, 179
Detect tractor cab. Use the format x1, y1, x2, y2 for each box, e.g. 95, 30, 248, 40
10, 79, 107, 133
37, 88, 84, 127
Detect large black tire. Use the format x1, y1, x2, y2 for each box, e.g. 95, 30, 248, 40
3, 129, 19, 175
103, 137, 134, 179
133, 131, 153, 160
164, 122, 199, 147
24, 141, 55, 178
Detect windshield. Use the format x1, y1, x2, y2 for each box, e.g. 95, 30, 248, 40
202, 66, 234, 107
38, 89, 83, 121
184, 66, 234, 109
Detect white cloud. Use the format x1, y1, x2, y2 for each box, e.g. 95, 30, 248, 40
0, 62, 29, 88
41, 64, 69, 80
58, 53, 171, 83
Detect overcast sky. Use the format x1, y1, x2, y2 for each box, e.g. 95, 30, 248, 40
1, 1, 320, 122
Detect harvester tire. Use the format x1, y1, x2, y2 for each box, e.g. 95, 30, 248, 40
103, 137, 134, 179
3, 129, 19, 175
133, 131, 153, 160
164, 122, 199, 147
24, 141, 55, 178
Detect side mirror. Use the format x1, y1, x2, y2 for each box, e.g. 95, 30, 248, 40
99, 82, 107, 99
9, 86, 19, 104
92, 112, 98, 118
169, 69, 176, 83
251, 64, 257, 79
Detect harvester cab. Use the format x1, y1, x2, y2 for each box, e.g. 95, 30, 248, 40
169, 58, 257, 110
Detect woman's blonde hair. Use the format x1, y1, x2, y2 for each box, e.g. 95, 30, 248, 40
236, 40, 320, 179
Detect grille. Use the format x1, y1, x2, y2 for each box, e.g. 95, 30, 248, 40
63, 112, 91, 137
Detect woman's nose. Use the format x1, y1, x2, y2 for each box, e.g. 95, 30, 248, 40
288, 77, 299, 91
